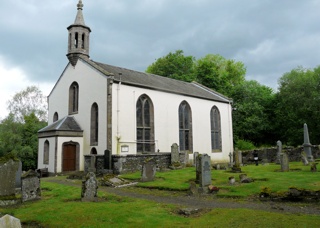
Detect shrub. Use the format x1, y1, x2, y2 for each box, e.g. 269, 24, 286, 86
236, 139, 255, 150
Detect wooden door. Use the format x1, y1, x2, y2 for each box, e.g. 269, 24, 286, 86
63, 144, 76, 171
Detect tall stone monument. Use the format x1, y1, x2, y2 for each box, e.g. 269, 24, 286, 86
303, 123, 314, 162
276, 140, 282, 164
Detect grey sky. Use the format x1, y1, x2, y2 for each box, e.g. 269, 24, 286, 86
0, 0, 320, 118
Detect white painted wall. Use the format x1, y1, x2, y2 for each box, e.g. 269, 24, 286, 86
48, 60, 108, 156
112, 83, 233, 162
37, 137, 56, 173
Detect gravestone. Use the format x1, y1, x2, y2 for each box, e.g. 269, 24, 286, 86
193, 152, 199, 167
198, 154, 212, 188
303, 123, 314, 162
228, 152, 233, 167
280, 152, 289, 172
301, 151, 309, 166
0, 159, 20, 197
104, 150, 112, 169
276, 140, 282, 164
15, 161, 22, 189
310, 163, 318, 172
229, 176, 235, 185
0, 214, 21, 228
171, 143, 180, 164
21, 170, 41, 202
88, 155, 96, 173
81, 172, 98, 202
141, 159, 156, 182
234, 150, 242, 167
261, 148, 269, 165
239, 174, 253, 183
195, 154, 201, 183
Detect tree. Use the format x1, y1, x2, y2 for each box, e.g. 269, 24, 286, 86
194, 54, 246, 96
231, 80, 276, 146
7, 85, 48, 123
146, 50, 196, 82
275, 66, 320, 146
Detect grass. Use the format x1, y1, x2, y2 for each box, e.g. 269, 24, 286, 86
0, 162, 319, 227
121, 162, 320, 198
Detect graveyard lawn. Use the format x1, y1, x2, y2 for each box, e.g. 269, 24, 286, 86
0, 162, 319, 227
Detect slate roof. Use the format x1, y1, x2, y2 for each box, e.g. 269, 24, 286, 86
38, 116, 82, 133
84, 58, 231, 103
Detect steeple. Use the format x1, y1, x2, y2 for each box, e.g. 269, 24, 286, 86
67, 0, 91, 66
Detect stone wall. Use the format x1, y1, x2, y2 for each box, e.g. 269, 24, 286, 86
85, 152, 187, 174
240, 145, 320, 164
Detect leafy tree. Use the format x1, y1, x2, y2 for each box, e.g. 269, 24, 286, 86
231, 80, 276, 146
7, 85, 48, 123
194, 54, 246, 95
146, 50, 196, 82
275, 66, 320, 146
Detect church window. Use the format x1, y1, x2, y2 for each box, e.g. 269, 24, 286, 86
136, 95, 154, 153
69, 82, 79, 114
211, 106, 222, 151
53, 112, 59, 122
90, 147, 97, 155
90, 103, 99, 145
179, 101, 193, 153
43, 140, 49, 165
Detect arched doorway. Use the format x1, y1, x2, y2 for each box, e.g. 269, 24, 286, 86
62, 143, 77, 171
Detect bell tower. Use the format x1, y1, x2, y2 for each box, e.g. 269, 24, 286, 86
67, 0, 91, 66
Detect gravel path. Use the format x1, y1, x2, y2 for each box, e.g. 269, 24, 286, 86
45, 178, 320, 215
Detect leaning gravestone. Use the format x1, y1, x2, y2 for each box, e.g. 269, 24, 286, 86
301, 151, 309, 166
303, 123, 314, 162
0, 159, 20, 196
141, 159, 156, 182
276, 140, 282, 164
280, 152, 289, 172
198, 154, 212, 188
0, 214, 21, 228
81, 172, 98, 202
21, 170, 41, 202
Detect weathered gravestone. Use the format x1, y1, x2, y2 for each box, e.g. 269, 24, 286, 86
280, 152, 289, 172
141, 159, 156, 182
239, 174, 253, 183
0, 214, 21, 228
0, 158, 20, 206
170, 143, 182, 169
193, 152, 199, 167
276, 140, 282, 164
303, 123, 314, 162
301, 151, 309, 166
21, 170, 41, 202
228, 152, 233, 167
88, 155, 96, 173
198, 154, 212, 188
81, 172, 98, 202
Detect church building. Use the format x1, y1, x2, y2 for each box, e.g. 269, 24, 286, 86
37, 0, 234, 174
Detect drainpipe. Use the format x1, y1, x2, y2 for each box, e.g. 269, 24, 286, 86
116, 73, 122, 155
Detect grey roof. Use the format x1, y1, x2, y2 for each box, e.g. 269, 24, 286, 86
89, 60, 231, 103
38, 116, 82, 133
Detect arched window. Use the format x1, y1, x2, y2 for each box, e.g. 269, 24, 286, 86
53, 112, 59, 122
75, 32, 79, 48
90, 147, 97, 155
81, 33, 85, 49
179, 101, 193, 153
69, 82, 79, 114
136, 94, 154, 153
90, 103, 99, 145
43, 140, 49, 165
211, 106, 222, 151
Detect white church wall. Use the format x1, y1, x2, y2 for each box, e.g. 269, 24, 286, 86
48, 60, 108, 156
112, 83, 233, 162
37, 137, 56, 173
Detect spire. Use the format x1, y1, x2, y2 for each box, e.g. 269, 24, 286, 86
74, 0, 86, 25
67, 0, 91, 66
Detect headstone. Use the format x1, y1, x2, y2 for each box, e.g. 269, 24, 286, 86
239, 174, 253, 183
195, 154, 201, 183
88, 155, 96, 173
104, 150, 112, 169
228, 152, 233, 167
280, 152, 289, 172
229, 176, 235, 185
303, 123, 314, 162
0, 159, 20, 197
15, 161, 22, 188
21, 170, 41, 202
193, 152, 199, 167
234, 150, 242, 167
276, 140, 282, 164
261, 148, 269, 165
171, 143, 180, 164
310, 163, 318, 172
141, 159, 156, 182
81, 172, 98, 202
198, 154, 212, 187
0, 214, 21, 228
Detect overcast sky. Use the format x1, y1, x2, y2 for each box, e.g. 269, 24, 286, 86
1, 0, 320, 120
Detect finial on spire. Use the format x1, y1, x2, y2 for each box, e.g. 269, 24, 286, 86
77, 0, 83, 10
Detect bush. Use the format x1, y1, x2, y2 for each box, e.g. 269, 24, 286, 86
236, 139, 255, 150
